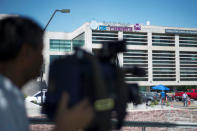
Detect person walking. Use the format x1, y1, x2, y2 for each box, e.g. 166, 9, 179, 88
160, 91, 165, 105
182, 92, 188, 107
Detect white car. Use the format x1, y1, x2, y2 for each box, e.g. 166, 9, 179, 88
25, 89, 47, 104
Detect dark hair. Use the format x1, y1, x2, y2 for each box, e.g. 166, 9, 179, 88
0, 16, 44, 61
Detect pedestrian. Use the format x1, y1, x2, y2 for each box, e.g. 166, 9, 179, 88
0, 16, 94, 131
182, 92, 188, 107
188, 96, 191, 106
160, 91, 165, 105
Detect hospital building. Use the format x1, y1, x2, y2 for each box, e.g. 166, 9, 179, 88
43, 20, 197, 90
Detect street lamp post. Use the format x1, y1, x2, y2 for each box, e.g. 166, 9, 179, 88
43, 9, 70, 31
40, 9, 70, 105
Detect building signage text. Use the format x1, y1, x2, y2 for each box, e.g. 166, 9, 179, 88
90, 21, 141, 32
98, 25, 133, 32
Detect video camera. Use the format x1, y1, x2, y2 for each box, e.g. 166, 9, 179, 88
42, 40, 146, 131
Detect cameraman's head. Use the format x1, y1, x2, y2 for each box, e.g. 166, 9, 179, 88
0, 16, 44, 87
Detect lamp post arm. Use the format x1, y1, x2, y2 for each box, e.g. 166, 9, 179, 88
43, 10, 58, 31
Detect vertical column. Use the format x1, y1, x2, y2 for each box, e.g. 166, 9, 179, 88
43, 33, 50, 83
118, 32, 123, 67
70, 40, 73, 52
147, 32, 153, 85
118, 31, 123, 40
85, 25, 92, 53
146, 86, 151, 92
175, 35, 180, 83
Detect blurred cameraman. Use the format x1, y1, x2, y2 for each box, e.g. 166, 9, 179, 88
0, 16, 93, 131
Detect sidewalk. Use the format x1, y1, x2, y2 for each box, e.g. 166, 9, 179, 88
127, 103, 173, 112
171, 100, 197, 110
127, 100, 197, 112
25, 100, 42, 117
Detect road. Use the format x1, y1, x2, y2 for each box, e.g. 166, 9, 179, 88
25, 100, 41, 117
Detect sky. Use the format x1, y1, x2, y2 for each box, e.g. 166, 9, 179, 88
0, 0, 197, 32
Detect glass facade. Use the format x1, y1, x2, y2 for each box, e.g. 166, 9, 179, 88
180, 51, 197, 81
152, 50, 176, 81
47, 25, 197, 85
123, 49, 148, 81
50, 39, 71, 52
49, 55, 64, 64
72, 33, 85, 49
179, 35, 197, 47
92, 31, 118, 44
123, 32, 147, 46
152, 33, 175, 46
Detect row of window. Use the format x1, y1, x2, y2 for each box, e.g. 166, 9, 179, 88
49, 52, 197, 82
50, 33, 85, 52
50, 33, 197, 51
92, 31, 197, 47
92, 31, 118, 44
180, 51, 197, 80
180, 35, 197, 47
123, 33, 148, 46
152, 33, 175, 47
50, 39, 85, 51
152, 50, 176, 81
50, 40, 71, 51
123, 49, 148, 81
122, 50, 197, 82
48, 32, 197, 82
49, 55, 197, 81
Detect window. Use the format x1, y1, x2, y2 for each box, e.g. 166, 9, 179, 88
188, 90, 193, 93
92, 31, 118, 44
179, 35, 197, 47
123, 49, 148, 81
123, 32, 147, 46
152, 50, 176, 81
72, 33, 85, 49
50, 39, 71, 52
152, 33, 175, 46
50, 55, 64, 64
180, 51, 197, 81
35, 92, 42, 97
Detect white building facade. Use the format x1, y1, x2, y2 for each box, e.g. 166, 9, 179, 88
43, 21, 197, 88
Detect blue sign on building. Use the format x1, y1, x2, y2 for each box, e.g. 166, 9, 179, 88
99, 25, 107, 31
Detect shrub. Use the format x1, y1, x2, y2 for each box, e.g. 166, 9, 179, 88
166, 101, 170, 106
150, 100, 159, 107
153, 100, 158, 105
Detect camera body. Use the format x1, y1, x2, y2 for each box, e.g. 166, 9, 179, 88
42, 40, 144, 131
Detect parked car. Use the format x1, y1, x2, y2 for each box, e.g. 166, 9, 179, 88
140, 92, 159, 106
25, 89, 47, 104
175, 91, 183, 101
175, 89, 197, 101
149, 92, 160, 101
